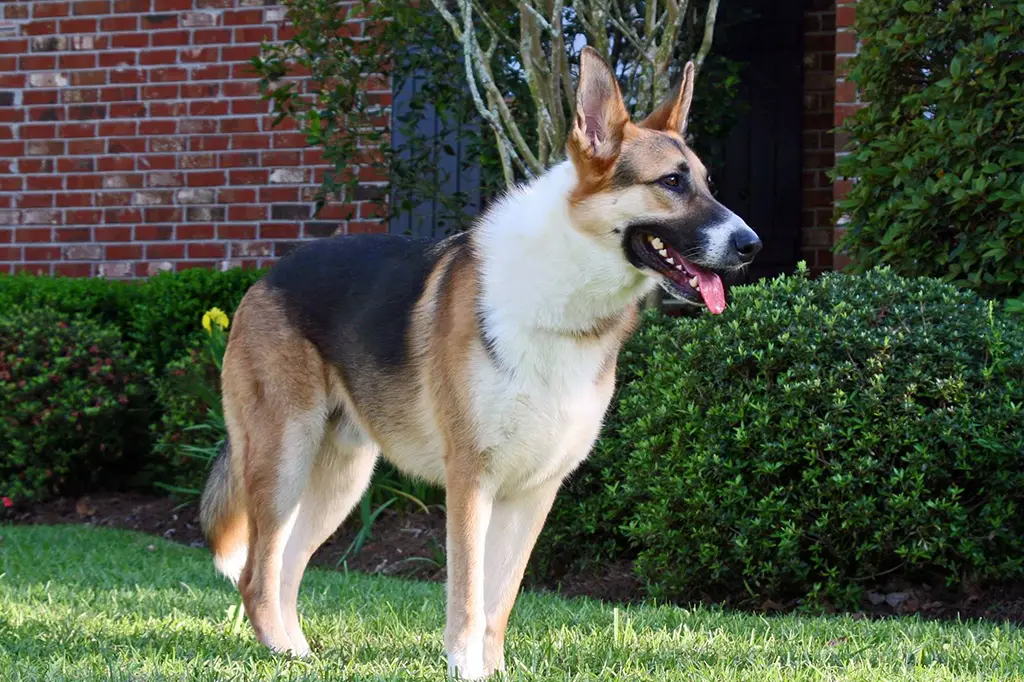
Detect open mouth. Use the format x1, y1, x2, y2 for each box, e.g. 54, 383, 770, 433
628, 229, 727, 314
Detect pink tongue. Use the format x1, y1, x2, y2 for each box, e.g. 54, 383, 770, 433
696, 270, 726, 314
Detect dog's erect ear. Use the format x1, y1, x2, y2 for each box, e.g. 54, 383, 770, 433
641, 61, 696, 135
569, 46, 629, 160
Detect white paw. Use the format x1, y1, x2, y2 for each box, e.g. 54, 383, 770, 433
447, 649, 488, 680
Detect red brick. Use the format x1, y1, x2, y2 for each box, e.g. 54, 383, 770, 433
149, 101, 186, 117
146, 243, 184, 259
94, 226, 132, 240
106, 244, 143, 259
149, 67, 187, 82
59, 122, 97, 138
152, 30, 190, 47
25, 246, 63, 261
182, 83, 220, 99
191, 135, 229, 151
66, 210, 103, 225
112, 33, 148, 48
105, 207, 143, 223
57, 193, 93, 207
260, 224, 299, 239
140, 119, 176, 135
55, 262, 94, 276
102, 15, 139, 32
137, 49, 176, 66
101, 86, 139, 102
178, 224, 214, 239
153, 0, 189, 9
142, 84, 178, 99
16, 228, 53, 243
96, 157, 134, 173
193, 28, 232, 45
69, 139, 105, 154
28, 175, 64, 191
67, 174, 103, 190
191, 63, 230, 80
74, 0, 111, 14
35, 3, 72, 19
99, 121, 138, 137
219, 188, 256, 203
24, 20, 59, 36
59, 17, 98, 32
142, 12, 177, 29
136, 225, 174, 240
836, 6, 856, 27
218, 223, 256, 240
28, 107, 65, 123
836, 31, 857, 55
20, 55, 58, 71
14, 263, 52, 275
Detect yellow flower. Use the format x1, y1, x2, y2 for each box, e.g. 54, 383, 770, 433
202, 307, 230, 333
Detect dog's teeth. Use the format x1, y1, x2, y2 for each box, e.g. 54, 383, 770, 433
675, 263, 683, 270
651, 237, 664, 249
658, 249, 668, 257
690, 276, 699, 288
666, 257, 675, 265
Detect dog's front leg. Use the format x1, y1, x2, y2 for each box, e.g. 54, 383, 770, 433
444, 470, 493, 679
481, 481, 560, 674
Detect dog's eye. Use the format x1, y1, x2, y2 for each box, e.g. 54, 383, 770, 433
659, 173, 685, 190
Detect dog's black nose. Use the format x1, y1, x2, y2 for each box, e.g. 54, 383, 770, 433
732, 230, 762, 263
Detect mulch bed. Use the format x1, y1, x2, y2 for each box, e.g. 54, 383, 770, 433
9, 493, 1024, 626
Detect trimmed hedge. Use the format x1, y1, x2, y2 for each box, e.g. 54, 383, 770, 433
0, 268, 265, 370
0, 268, 264, 499
835, 0, 1024, 298
534, 266, 1024, 607
0, 308, 148, 503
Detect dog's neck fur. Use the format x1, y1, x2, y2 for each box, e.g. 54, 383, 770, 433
474, 160, 656, 342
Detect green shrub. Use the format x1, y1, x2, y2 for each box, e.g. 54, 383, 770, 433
0, 308, 148, 504
149, 346, 224, 494
535, 267, 1024, 607
834, 0, 1024, 298
0, 268, 264, 371
127, 267, 264, 369
0, 273, 137, 331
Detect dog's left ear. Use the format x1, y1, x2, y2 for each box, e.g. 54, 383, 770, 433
641, 61, 696, 135
569, 46, 630, 162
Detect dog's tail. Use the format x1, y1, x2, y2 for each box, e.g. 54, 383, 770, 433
199, 438, 248, 584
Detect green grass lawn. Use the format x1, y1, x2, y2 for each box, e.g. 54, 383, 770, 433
0, 526, 1022, 681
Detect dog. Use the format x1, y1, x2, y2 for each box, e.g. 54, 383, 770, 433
199, 46, 760, 679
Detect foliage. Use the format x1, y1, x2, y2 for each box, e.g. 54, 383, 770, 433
0, 308, 148, 505
252, 0, 742, 230
0, 269, 263, 373
536, 266, 1024, 607
149, 309, 230, 495
834, 0, 1024, 298
0, 272, 138, 332
126, 268, 264, 370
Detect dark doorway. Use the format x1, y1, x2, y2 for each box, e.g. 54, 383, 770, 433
712, 0, 805, 281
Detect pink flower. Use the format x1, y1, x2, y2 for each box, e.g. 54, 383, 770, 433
2, 497, 12, 509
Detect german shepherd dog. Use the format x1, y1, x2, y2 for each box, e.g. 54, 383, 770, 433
199, 47, 760, 679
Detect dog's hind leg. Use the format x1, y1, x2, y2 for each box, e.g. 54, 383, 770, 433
278, 417, 379, 656
238, 408, 326, 656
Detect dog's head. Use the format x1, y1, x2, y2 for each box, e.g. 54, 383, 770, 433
566, 47, 761, 314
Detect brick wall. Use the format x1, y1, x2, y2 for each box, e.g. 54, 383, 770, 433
832, 0, 862, 268
0, 0, 388, 277
801, 0, 836, 274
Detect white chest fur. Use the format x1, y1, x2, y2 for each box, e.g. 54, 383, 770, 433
469, 332, 616, 498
